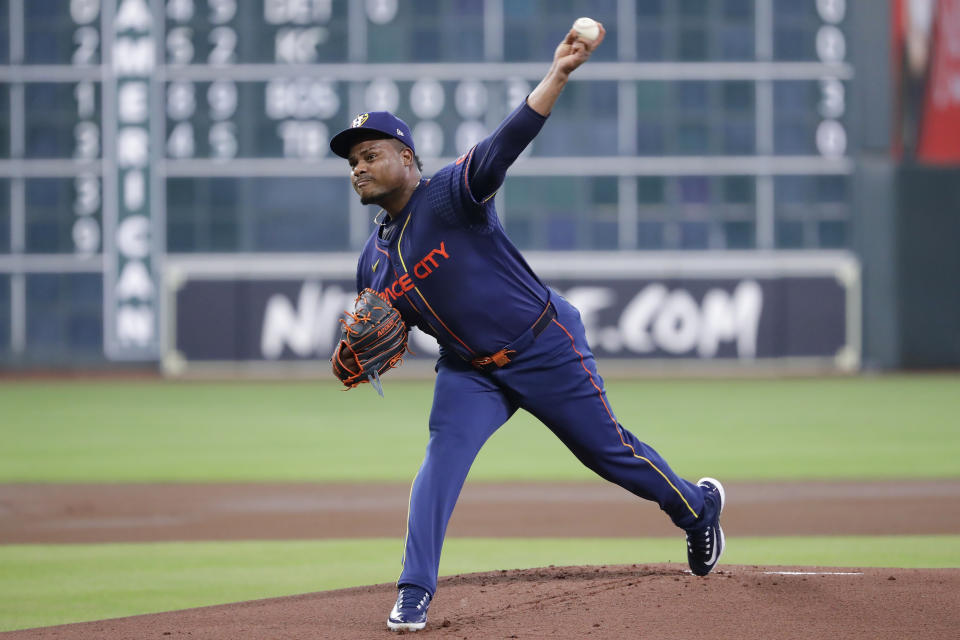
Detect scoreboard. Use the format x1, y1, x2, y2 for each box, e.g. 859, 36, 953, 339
0, 0, 855, 364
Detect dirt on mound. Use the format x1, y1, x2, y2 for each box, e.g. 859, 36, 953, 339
3, 564, 958, 640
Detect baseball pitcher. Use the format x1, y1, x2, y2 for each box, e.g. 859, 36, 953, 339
329, 20, 725, 632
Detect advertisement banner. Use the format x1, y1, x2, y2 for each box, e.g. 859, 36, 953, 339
165, 260, 859, 372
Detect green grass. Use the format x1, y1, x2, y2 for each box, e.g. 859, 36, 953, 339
1, 375, 958, 631
1, 375, 958, 482
1, 535, 957, 632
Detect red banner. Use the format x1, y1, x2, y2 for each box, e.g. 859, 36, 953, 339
893, 0, 960, 164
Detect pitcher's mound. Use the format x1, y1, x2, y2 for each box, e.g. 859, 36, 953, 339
6, 564, 959, 639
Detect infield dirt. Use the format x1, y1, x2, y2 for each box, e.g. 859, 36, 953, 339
1, 480, 959, 639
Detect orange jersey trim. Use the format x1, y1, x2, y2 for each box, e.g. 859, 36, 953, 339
397, 214, 476, 355
376, 245, 424, 323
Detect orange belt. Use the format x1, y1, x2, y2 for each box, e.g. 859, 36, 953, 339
471, 302, 556, 372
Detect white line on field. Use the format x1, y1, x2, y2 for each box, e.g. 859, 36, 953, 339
763, 571, 864, 576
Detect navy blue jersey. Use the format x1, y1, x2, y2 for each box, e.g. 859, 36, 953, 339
356, 101, 550, 360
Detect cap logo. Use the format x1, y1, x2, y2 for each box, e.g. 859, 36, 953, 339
396, 128, 404, 136
352, 113, 369, 128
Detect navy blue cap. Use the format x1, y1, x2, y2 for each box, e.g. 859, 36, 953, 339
329, 111, 415, 158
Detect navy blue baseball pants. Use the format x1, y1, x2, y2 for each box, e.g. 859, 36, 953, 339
397, 291, 707, 595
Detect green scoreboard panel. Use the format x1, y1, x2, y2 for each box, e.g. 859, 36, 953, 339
0, 0, 853, 362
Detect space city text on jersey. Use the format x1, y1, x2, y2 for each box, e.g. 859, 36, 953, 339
378, 241, 450, 303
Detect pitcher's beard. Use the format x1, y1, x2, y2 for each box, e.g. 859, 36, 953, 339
359, 183, 399, 206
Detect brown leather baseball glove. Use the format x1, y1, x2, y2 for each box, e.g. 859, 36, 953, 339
331, 288, 408, 390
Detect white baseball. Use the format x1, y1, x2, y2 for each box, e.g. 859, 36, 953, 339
573, 17, 600, 42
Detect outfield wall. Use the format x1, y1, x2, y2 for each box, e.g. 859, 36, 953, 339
162, 251, 860, 376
